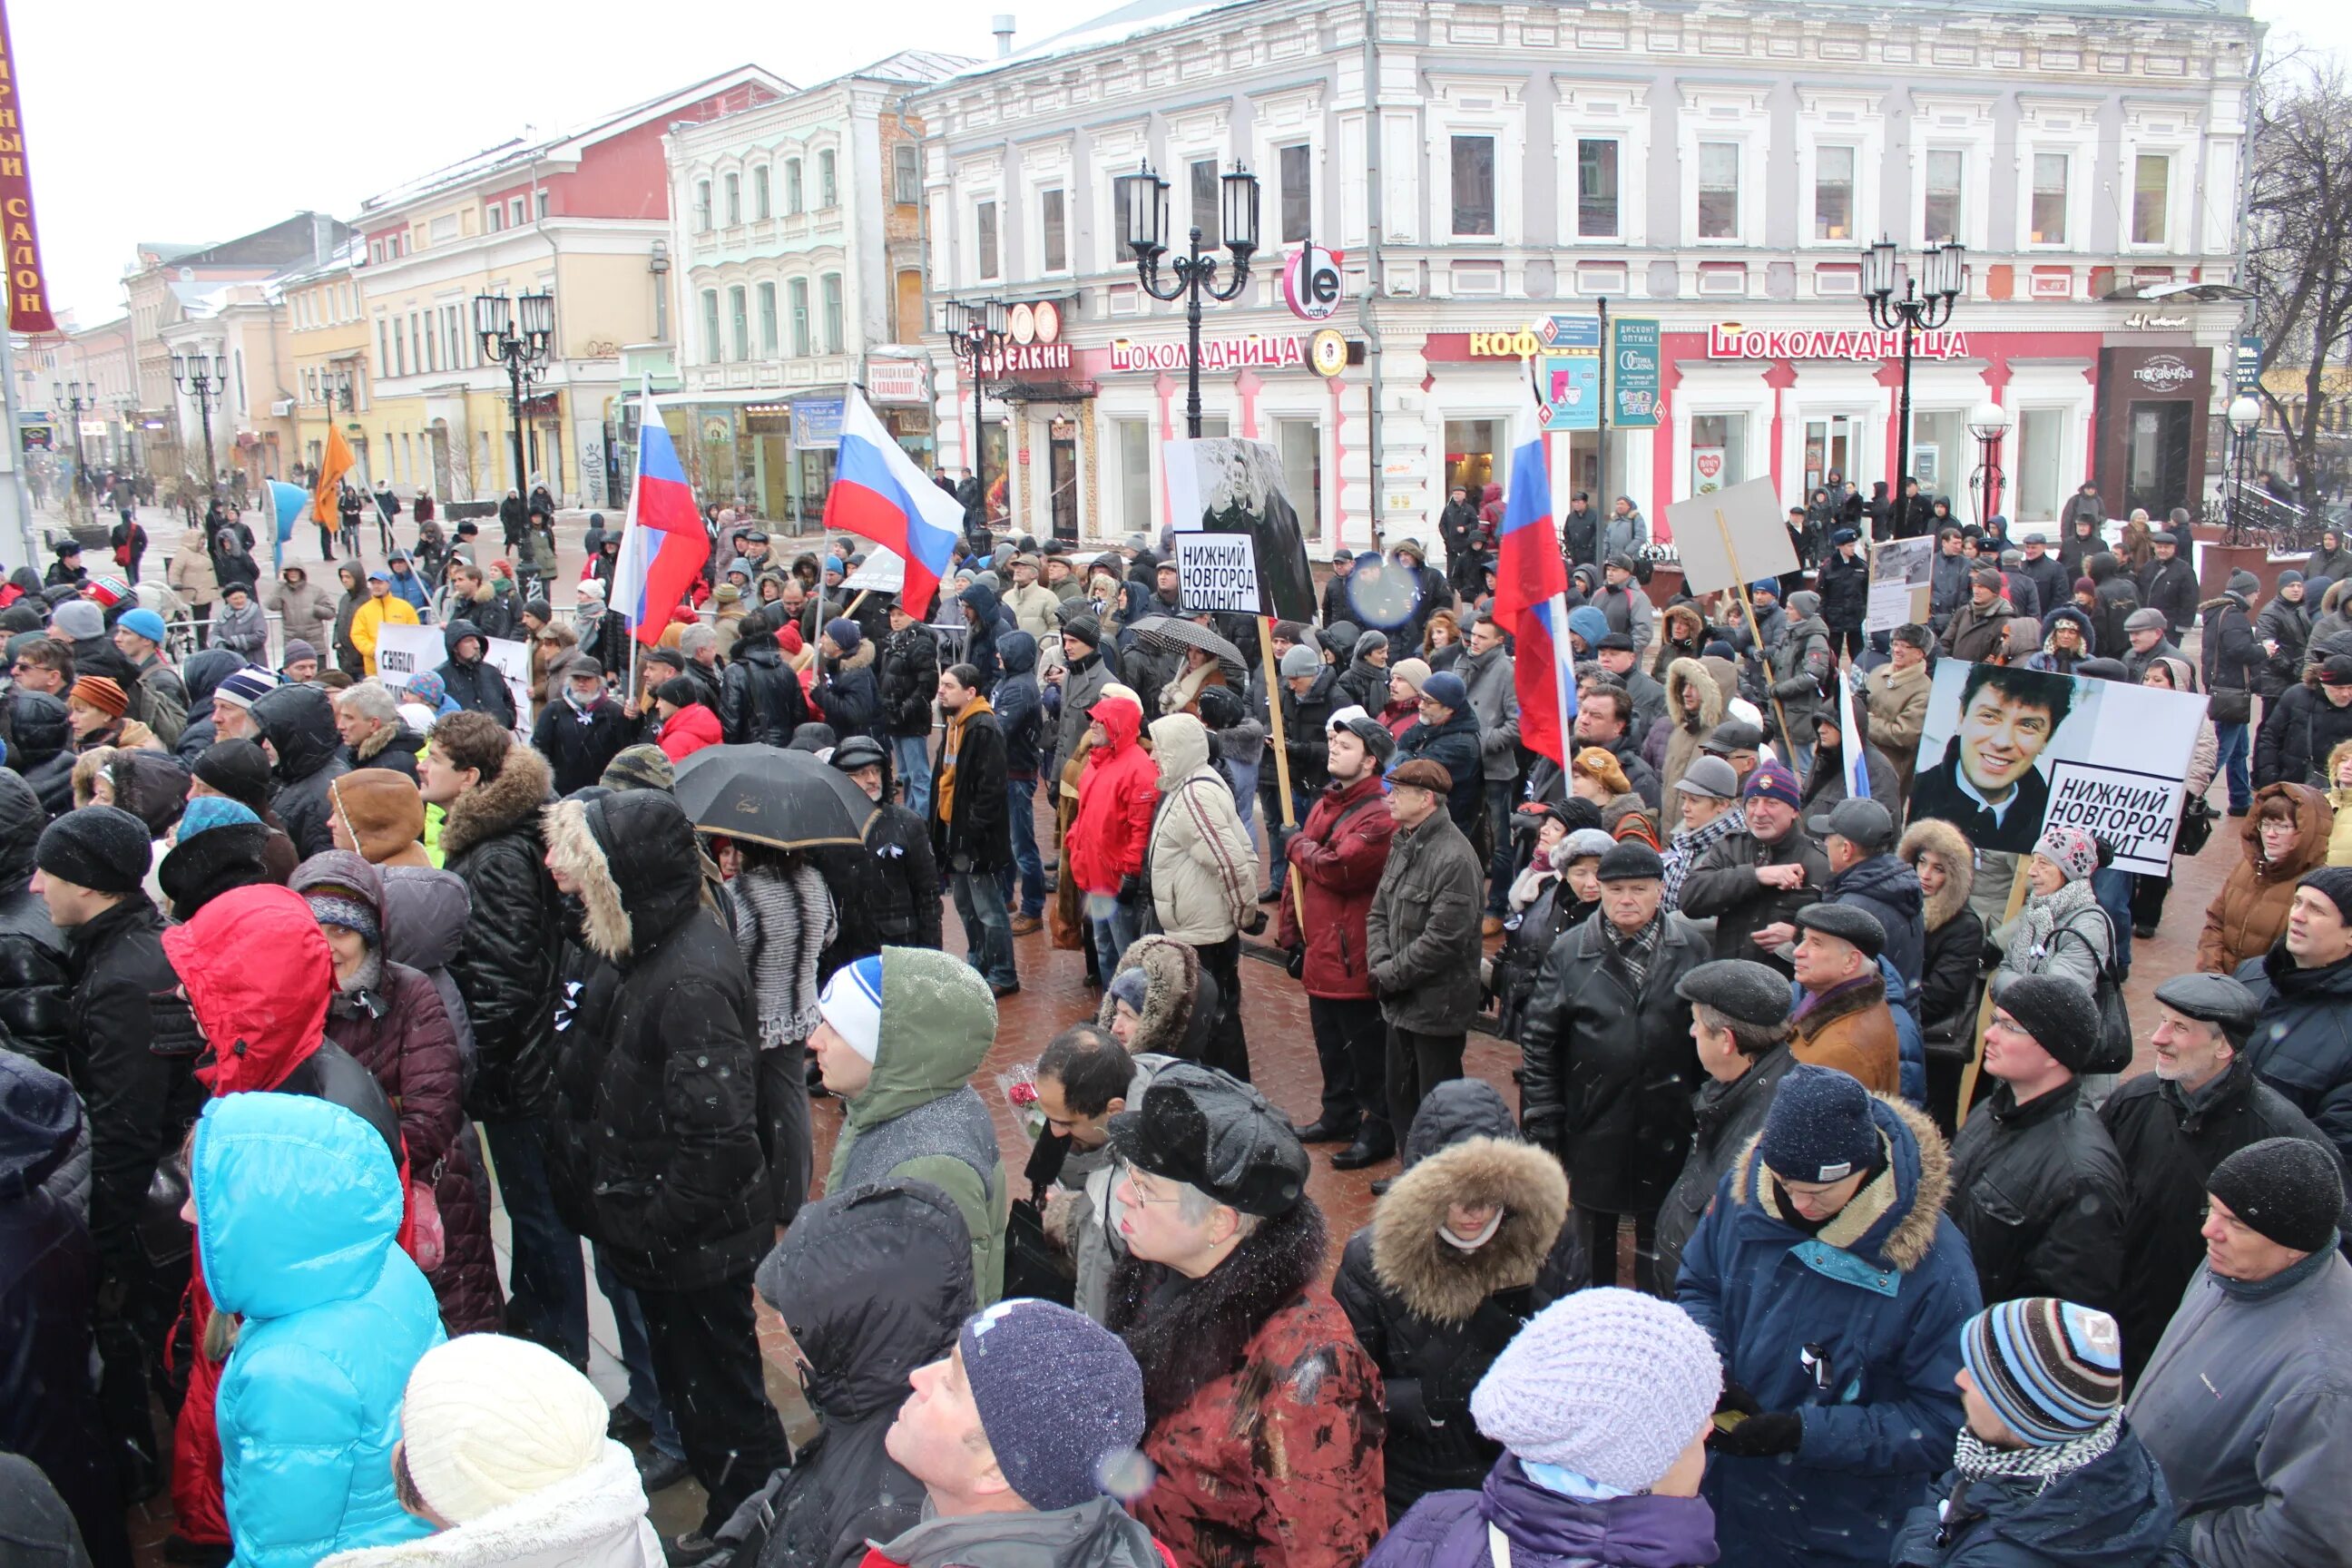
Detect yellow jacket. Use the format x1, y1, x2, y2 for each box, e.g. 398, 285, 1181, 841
351, 592, 419, 675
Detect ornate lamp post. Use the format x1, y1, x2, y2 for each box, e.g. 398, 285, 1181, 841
943, 298, 1009, 535
1122, 160, 1261, 437
1967, 400, 2014, 530
2228, 393, 2263, 546
1862, 239, 1965, 519
52, 378, 91, 517
170, 353, 230, 500
475, 290, 555, 494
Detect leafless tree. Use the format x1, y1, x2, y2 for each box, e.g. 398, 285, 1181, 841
2247, 57, 2352, 505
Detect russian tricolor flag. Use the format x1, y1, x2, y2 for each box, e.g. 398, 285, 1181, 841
613, 382, 710, 647
825, 391, 965, 619
1492, 436, 1577, 765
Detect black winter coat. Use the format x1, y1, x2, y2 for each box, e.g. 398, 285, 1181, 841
1655, 1044, 1797, 1292
1824, 853, 1926, 993
435, 620, 516, 729
1280, 666, 1340, 793
2257, 593, 2317, 699
1946, 1079, 2127, 1314
1917, 906, 1985, 1046
745, 1179, 975, 1568
438, 747, 560, 1123
0, 776, 70, 1076
2201, 594, 2262, 699
531, 695, 640, 796
877, 624, 938, 740
1395, 709, 1485, 838
2238, 944, 2352, 1172
1518, 912, 1711, 1213
247, 683, 351, 859
2140, 554, 2200, 637
814, 797, 942, 980
545, 789, 771, 1291
2100, 1056, 2345, 1381
2256, 678, 2352, 789
1678, 827, 1830, 974
1818, 550, 1870, 631
8, 691, 74, 819
812, 643, 883, 743
933, 706, 1010, 875
722, 639, 814, 747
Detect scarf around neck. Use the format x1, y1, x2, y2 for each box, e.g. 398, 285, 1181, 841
2009, 876, 2101, 974
1603, 908, 1666, 989
730, 860, 836, 1045
1953, 1414, 2120, 1486
935, 695, 993, 828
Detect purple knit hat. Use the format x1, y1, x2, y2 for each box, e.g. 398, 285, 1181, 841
1743, 759, 1802, 810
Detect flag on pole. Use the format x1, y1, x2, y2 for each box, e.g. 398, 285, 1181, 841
1834, 667, 1870, 800
612, 381, 710, 646
1492, 436, 1577, 765
824, 390, 965, 619
313, 425, 354, 534
265, 481, 309, 544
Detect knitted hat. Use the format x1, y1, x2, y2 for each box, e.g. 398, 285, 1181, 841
2208, 1137, 2346, 1253
1743, 759, 1802, 809
824, 617, 862, 652
574, 577, 606, 600
1421, 671, 1469, 712
2033, 823, 2099, 884
1677, 756, 1740, 800
213, 668, 279, 711
1107, 966, 1151, 1014
1278, 645, 1321, 680
600, 744, 675, 794
301, 872, 380, 946
2299, 866, 2352, 925
400, 1333, 616, 1523
1960, 1299, 2124, 1446
1677, 958, 1793, 1029
2229, 570, 2261, 600
1390, 657, 1432, 696
194, 740, 275, 812
959, 1299, 1147, 1510
35, 806, 153, 895
1759, 1063, 1880, 1184
328, 769, 426, 865
2073, 576, 2096, 597
1062, 614, 1101, 651
817, 956, 884, 1063
1389, 759, 1455, 795
1469, 1288, 1721, 1492
49, 599, 102, 642
116, 607, 167, 645
70, 676, 127, 719
1992, 974, 2102, 1073
176, 796, 259, 842
281, 639, 318, 666
1786, 590, 1823, 616
2279, 570, 2306, 588
1596, 840, 1663, 883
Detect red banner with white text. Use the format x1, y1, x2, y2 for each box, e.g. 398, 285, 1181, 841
0, 0, 57, 333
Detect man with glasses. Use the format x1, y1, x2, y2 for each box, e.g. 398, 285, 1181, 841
9, 637, 73, 698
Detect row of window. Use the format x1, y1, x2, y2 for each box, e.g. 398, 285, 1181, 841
290, 281, 362, 331
366, 191, 552, 265
374, 301, 488, 382
692, 143, 902, 232
969, 145, 1315, 282
299, 364, 368, 409
699, 276, 845, 361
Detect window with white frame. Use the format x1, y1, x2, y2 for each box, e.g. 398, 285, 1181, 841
786, 159, 804, 215
895, 145, 920, 205
1042, 190, 1068, 273
1697, 142, 1740, 240
1815, 146, 1856, 241
753, 167, 770, 220
2132, 154, 2171, 246
759, 283, 778, 356
1577, 139, 1619, 239
2031, 153, 2069, 245
534, 191, 549, 221
2015, 407, 2065, 522
487, 204, 505, 235
1452, 136, 1496, 235
1189, 159, 1222, 248
975, 201, 1000, 282
693, 181, 711, 231
701, 291, 720, 360
1279, 144, 1311, 244
789, 279, 809, 356
507, 198, 524, 228
1117, 420, 1152, 532
822, 274, 843, 354
1923, 150, 1964, 241
725, 174, 740, 227
729, 287, 749, 361
818, 150, 838, 208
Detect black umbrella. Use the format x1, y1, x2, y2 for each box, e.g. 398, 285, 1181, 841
671, 743, 877, 851
1132, 616, 1248, 684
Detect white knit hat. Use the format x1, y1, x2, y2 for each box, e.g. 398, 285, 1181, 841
1470, 1288, 1722, 1492
399, 1333, 613, 1522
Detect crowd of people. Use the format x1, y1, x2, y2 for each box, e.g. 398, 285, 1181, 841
5, 482, 2352, 1568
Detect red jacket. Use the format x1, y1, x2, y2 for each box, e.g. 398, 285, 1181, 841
659, 701, 723, 761
1276, 772, 1395, 1000
1065, 698, 1158, 895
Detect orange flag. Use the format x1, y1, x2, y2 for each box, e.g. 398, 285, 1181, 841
314, 424, 355, 534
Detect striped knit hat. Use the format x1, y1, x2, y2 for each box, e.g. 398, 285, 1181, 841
1959, 1298, 2122, 1446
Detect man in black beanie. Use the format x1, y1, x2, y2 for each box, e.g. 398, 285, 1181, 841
34, 804, 206, 1494
1947, 973, 2127, 1314
2239, 864, 2352, 1174
2132, 1138, 2352, 1563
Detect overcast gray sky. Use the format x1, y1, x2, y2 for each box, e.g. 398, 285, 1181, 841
17, 0, 2348, 328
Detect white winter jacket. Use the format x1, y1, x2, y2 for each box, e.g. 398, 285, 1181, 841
317, 1443, 662, 1568
1143, 712, 1260, 945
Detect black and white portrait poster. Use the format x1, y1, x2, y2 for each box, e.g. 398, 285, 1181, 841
1162, 436, 1318, 623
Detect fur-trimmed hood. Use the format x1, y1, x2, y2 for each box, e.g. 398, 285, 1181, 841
1898, 818, 1975, 933
540, 789, 703, 964
1726, 1093, 1950, 1274
436, 744, 552, 863
1108, 1197, 1328, 1425
1663, 656, 1724, 735
1370, 1136, 1568, 1324
1096, 934, 1210, 1059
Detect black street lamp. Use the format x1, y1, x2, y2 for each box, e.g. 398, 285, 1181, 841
475, 290, 555, 495
943, 299, 1010, 537
52, 378, 91, 513
171, 352, 230, 500
1861, 238, 1965, 519
1122, 159, 1260, 437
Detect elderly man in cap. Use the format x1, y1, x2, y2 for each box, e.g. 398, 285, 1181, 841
1679, 1063, 1977, 1568
1679, 758, 1828, 975
1787, 901, 1903, 1094
1864, 623, 1933, 801
1367, 758, 1486, 1166
1521, 839, 1711, 1290
2140, 528, 2201, 640
1655, 958, 1796, 1290
1280, 709, 1399, 1169
2132, 1137, 2352, 1566
1947, 974, 2127, 1314
2121, 606, 2184, 686
1661, 754, 1745, 911
1591, 553, 1654, 655
1105, 1064, 1385, 1568
2102, 971, 2346, 1383
869, 1299, 1162, 1568
1891, 1298, 2177, 1566
1813, 796, 1924, 988
2238, 866, 2352, 1173
1001, 552, 1059, 643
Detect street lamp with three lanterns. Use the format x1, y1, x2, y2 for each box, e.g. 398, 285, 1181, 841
475, 290, 555, 496
170, 352, 231, 500
1861, 238, 1966, 529
1122, 160, 1261, 438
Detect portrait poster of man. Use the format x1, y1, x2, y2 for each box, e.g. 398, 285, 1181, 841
1908, 660, 2204, 873
1162, 436, 1318, 623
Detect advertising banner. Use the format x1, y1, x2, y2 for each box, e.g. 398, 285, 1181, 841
1611, 318, 1660, 428
0, 1, 57, 333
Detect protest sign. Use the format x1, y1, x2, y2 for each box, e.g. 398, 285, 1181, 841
843, 545, 906, 593
1908, 660, 2204, 873
1163, 436, 1317, 622
373, 622, 534, 739
1661, 476, 1798, 596
1866, 537, 1934, 632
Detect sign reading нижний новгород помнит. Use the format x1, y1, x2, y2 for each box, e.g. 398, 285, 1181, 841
1171, 534, 1261, 614
2042, 762, 2194, 874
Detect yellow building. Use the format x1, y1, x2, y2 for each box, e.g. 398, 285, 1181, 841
282, 247, 371, 488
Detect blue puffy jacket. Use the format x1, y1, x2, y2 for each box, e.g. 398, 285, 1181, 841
196, 1092, 444, 1568
1888, 1425, 2181, 1566
1677, 1093, 1979, 1568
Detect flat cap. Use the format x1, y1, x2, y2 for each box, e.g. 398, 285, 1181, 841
1807, 797, 1896, 852
2152, 972, 2262, 1042
1795, 900, 1886, 957
1676, 958, 1794, 1028
2125, 607, 2169, 633
1701, 719, 1765, 754
1596, 840, 1664, 882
